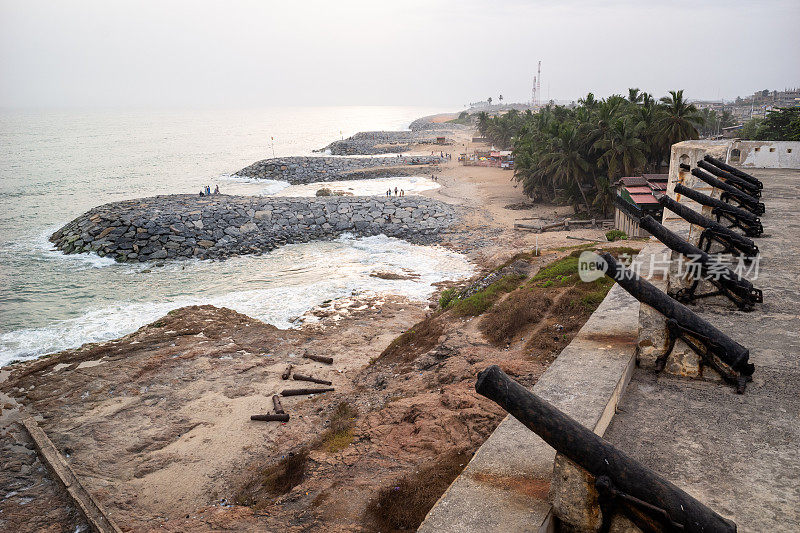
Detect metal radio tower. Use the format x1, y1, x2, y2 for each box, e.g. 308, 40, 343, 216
535, 61, 542, 107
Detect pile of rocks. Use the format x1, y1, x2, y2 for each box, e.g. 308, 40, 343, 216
319, 131, 447, 155
50, 194, 456, 263
409, 117, 469, 132
235, 155, 443, 183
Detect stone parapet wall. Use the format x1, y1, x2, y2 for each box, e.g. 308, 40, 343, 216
50, 194, 456, 263
235, 155, 443, 182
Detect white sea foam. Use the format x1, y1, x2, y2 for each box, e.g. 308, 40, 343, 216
273, 176, 439, 197
0, 235, 473, 365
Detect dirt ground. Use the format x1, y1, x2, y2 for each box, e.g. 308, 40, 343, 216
0, 127, 627, 532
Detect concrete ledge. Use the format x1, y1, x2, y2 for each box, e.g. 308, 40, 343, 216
419, 283, 639, 533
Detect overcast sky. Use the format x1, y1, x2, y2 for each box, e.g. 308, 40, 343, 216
1, 0, 798, 110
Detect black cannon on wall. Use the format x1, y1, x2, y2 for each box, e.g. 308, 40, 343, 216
688, 167, 765, 215
639, 215, 762, 311
476, 365, 738, 532
704, 155, 763, 191
596, 251, 754, 393
657, 195, 759, 259
694, 160, 762, 199
674, 183, 763, 237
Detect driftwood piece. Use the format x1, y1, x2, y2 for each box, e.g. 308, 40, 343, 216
272, 395, 285, 414
281, 364, 293, 380
281, 387, 335, 396
292, 374, 333, 386
22, 418, 123, 533
250, 413, 290, 422
303, 353, 334, 365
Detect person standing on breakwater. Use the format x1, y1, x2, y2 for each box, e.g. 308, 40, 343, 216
214, 185, 219, 194
394, 187, 398, 196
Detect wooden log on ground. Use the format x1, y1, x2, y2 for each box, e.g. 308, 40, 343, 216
272, 394, 285, 414
292, 374, 333, 386
303, 353, 334, 365
22, 418, 123, 533
513, 223, 543, 231
250, 413, 290, 422
281, 387, 335, 396
281, 364, 293, 380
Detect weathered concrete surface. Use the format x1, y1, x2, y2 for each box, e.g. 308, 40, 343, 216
419, 283, 639, 532
603, 168, 800, 532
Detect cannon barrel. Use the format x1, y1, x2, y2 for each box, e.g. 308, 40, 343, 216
656, 195, 758, 257
475, 365, 737, 533
690, 168, 764, 215
597, 252, 752, 374
639, 216, 762, 310
697, 160, 761, 197
703, 155, 762, 189
674, 184, 759, 224
674, 184, 763, 237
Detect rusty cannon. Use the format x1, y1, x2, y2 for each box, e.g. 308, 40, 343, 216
475, 365, 738, 532
595, 251, 754, 393
689, 167, 765, 216
638, 215, 762, 311
694, 160, 762, 199
657, 195, 758, 259
674, 183, 763, 237
703, 155, 763, 192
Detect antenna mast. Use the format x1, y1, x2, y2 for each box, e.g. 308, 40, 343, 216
535, 61, 542, 107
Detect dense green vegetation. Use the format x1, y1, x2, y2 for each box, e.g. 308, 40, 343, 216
476, 89, 705, 213
740, 107, 800, 141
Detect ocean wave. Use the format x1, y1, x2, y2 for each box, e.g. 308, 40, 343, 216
0, 235, 473, 365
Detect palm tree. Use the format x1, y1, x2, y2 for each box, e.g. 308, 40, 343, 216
476, 112, 490, 135
578, 92, 599, 111
656, 90, 704, 149
628, 88, 643, 104
594, 119, 647, 178
592, 177, 615, 216
541, 124, 592, 210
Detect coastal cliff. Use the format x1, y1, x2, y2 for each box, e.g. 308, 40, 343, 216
50, 194, 456, 262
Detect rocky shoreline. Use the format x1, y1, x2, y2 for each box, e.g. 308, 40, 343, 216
235, 155, 444, 183
319, 130, 455, 155
50, 194, 456, 262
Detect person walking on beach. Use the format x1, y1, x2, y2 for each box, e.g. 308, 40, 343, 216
400, 189, 404, 196
214, 185, 219, 195
394, 187, 398, 196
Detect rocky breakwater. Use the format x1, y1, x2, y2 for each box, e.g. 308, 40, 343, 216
319, 131, 444, 155
50, 194, 456, 262
235, 155, 443, 183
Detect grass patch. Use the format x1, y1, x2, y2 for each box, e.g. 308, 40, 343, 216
438, 288, 457, 308
479, 288, 553, 345
530, 255, 580, 287
366, 449, 472, 532
605, 229, 628, 241
552, 242, 594, 252
448, 274, 525, 317
602, 246, 640, 259
320, 402, 358, 453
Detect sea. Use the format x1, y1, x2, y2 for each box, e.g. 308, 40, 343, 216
0, 106, 474, 365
